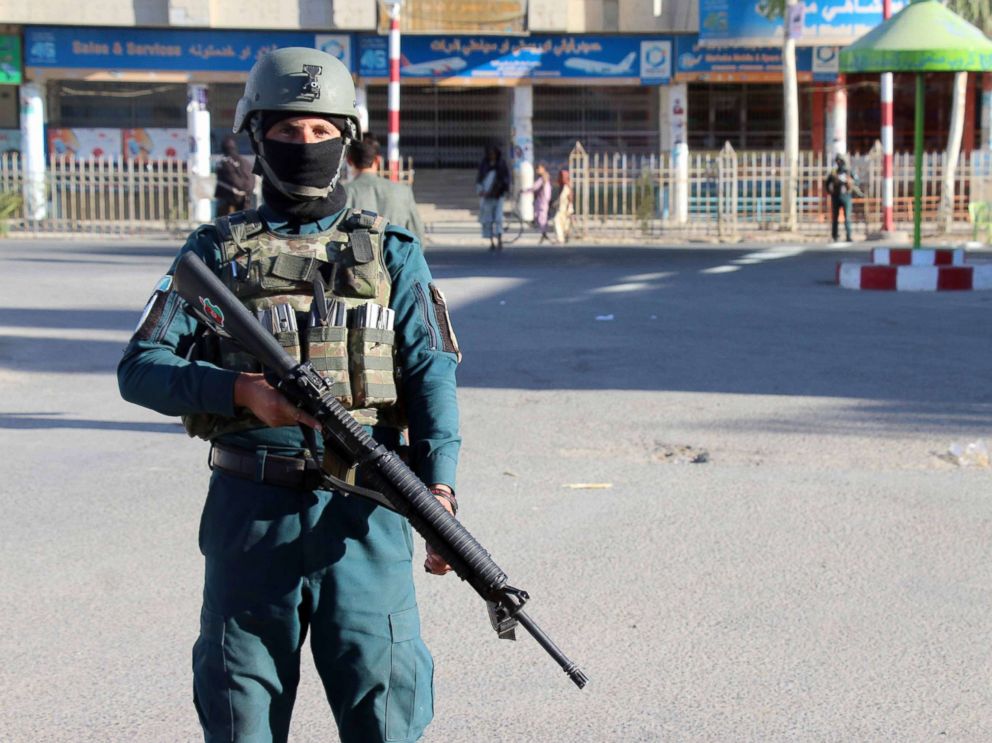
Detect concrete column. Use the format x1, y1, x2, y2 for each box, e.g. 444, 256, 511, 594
512, 84, 534, 222
831, 74, 848, 158
659, 83, 687, 152
659, 85, 671, 151
187, 83, 212, 223
659, 84, 688, 224
19, 82, 46, 220
355, 81, 369, 135
672, 141, 689, 225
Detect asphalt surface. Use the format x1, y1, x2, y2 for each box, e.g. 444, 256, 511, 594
1, 234, 991, 742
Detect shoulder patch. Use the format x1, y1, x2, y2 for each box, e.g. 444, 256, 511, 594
132, 285, 173, 341
155, 275, 173, 293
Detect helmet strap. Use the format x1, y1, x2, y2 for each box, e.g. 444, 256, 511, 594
248, 114, 351, 201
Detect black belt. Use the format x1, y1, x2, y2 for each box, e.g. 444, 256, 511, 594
208, 444, 323, 490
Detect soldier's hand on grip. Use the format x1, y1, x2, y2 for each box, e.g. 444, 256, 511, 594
234, 372, 322, 430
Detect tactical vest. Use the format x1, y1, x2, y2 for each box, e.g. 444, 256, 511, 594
182, 208, 404, 441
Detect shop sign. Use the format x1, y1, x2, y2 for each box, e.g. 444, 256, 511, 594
25, 26, 352, 73
357, 35, 672, 84
812, 46, 841, 81
0, 35, 21, 84
699, 0, 908, 46
675, 37, 814, 82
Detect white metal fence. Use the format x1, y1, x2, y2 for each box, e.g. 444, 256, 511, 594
0, 154, 416, 235
568, 141, 991, 239
0, 154, 192, 235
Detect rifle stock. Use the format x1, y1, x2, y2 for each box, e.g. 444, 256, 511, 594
172, 252, 587, 689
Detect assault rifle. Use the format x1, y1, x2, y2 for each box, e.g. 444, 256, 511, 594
172, 252, 587, 689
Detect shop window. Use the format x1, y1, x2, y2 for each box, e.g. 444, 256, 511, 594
48, 81, 186, 128
367, 85, 513, 167
0, 86, 17, 129
688, 83, 813, 151
533, 86, 660, 164
845, 72, 978, 154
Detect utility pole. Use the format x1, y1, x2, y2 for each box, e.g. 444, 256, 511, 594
385, 0, 402, 182
881, 0, 894, 233
782, 0, 801, 231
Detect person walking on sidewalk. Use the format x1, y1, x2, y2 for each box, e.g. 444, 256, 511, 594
476, 145, 511, 251
553, 169, 574, 244
526, 162, 553, 243
825, 153, 863, 243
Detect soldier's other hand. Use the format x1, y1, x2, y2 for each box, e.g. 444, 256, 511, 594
234, 372, 321, 430
424, 492, 454, 576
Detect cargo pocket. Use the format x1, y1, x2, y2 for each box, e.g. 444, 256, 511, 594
307, 325, 352, 406
348, 327, 398, 408
192, 607, 233, 740
273, 329, 301, 366
385, 606, 433, 742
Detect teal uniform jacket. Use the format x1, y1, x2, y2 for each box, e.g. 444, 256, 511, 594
117, 203, 460, 490
117, 204, 459, 743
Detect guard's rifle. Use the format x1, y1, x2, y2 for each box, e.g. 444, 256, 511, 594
172, 252, 587, 689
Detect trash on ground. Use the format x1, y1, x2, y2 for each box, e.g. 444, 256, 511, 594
653, 443, 710, 465
943, 440, 990, 468
503, 470, 518, 477
595, 314, 614, 321
562, 483, 613, 490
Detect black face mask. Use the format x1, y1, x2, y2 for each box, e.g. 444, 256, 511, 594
258, 138, 348, 222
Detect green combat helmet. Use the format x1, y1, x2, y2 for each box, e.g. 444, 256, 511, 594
234, 46, 361, 198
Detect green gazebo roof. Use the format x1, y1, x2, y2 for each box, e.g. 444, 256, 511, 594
840, 0, 992, 73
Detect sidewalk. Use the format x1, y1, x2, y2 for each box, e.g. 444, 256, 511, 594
423, 218, 988, 251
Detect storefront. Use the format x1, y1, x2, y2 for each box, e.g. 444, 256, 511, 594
356, 33, 672, 167
674, 38, 817, 151
20, 16, 985, 169
23, 25, 355, 158
691, 0, 984, 158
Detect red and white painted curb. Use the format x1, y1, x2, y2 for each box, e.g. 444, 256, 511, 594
837, 262, 992, 291
870, 247, 965, 266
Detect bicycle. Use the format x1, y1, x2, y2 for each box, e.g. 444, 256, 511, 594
500, 206, 525, 244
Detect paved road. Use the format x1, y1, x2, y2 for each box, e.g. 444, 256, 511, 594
1, 236, 991, 742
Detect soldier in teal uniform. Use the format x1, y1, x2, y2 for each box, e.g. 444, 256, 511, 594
117, 48, 462, 743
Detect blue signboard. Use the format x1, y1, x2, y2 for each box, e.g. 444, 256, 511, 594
25, 26, 353, 72
357, 35, 672, 83
699, 0, 908, 45
675, 36, 813, 80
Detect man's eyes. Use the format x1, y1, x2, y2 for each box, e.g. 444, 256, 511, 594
275, 125, 337, 138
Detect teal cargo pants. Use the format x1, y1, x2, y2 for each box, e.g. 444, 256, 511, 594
192, 470, 434, 743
